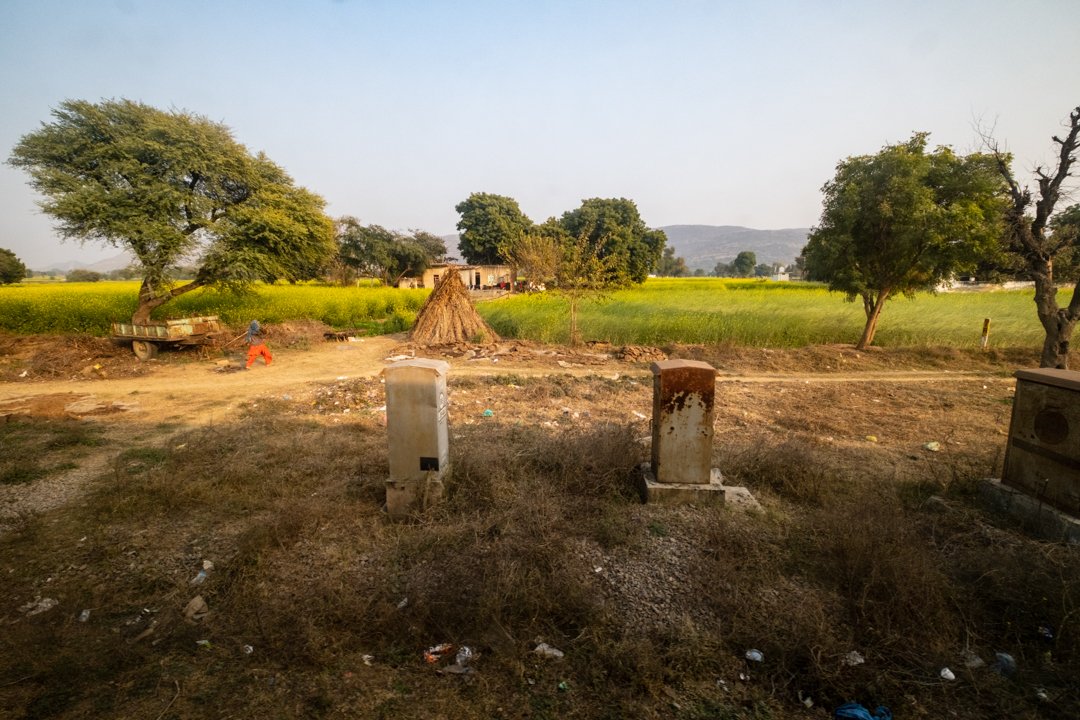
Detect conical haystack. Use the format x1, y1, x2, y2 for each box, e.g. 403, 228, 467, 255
410, 268, 500, 345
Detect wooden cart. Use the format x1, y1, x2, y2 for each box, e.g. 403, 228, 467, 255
111, 316, 223, 360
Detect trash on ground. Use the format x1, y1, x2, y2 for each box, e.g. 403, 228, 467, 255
190, 569, 208, 585
745, 649, 764, 662
243, 644, 254, 655
865, 435, 878, 443
397, 597, 409, 609
557, 680, 570, 692
183, 595, 209, 623
1038, 624, 1054, 641
533, 642, 565, 660
1035, 687, 1050, 702
833, 702, 893, 720
939, 667, 956, 681
362, 655, 374, 666
923, 441, 942, 452
842, 650, 865, 666
962, 651, 985, 668
20, 597, 58, 616
632, 411, 648, 419
196, 639, 212, 649
455, 646, 474, 666
482, 409, 494, 417
78, 609, 91, 622
992, 652, 1016, 677
424, 643, 454, 663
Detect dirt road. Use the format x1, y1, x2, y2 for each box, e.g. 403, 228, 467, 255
0, 334, 1010, 426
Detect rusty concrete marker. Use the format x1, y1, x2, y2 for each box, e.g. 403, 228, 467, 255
383, 358, 450, 519
639, 359, 757, 508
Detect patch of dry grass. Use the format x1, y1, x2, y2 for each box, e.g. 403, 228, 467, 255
1, 374, 1077, 719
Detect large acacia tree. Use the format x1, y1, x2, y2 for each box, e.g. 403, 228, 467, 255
984, 106, 1080, 368
8, 99, 335, 323
334, 217, 446, 287
803, 134, 1004, 349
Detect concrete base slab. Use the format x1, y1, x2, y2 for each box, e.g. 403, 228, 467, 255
636, 464, 759, 510
979, 478, 1080, 544
386, 473, 445, 520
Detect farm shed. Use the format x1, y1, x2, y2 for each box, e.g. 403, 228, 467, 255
397, 263, 512, 290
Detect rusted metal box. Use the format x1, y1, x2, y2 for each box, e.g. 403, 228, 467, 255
1003, 369, 1080, 517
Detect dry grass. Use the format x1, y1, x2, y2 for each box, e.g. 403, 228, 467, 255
1, 371, 1077, 719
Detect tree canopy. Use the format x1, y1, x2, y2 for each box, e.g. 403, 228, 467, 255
657, 246, 690, 277
557, 198, 666, 285
985, 106, 1080, 368
0, 248, 27, 284
454, 192, 533, 265
334, 217, 446, 286
8, 98, 336, 323
802, 133, 1004, 349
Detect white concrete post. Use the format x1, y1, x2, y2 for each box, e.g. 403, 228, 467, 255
383, 358, 450, 518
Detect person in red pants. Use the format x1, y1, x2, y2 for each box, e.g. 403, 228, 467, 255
245, 320, 273, 369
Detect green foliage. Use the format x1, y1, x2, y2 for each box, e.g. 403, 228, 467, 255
0, 248, 26, 284
656, 246, 689, 277
803, 133, 1005, 346
8, 99, 336, 321
333, 217, 446, 286
455, 192, 533, 265
558, 197, 666, 284
0, 281, 428, 335
478, 277, 1048, 347
65, 269, 102, 283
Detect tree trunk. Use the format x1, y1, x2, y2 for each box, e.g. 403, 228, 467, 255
1035, 273, 1080, 369
568, 295, 581, 346
132, 277, 203, 324
856, 290, 889, 351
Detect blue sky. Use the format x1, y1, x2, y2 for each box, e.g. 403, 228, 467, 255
2, 0, 1079, 268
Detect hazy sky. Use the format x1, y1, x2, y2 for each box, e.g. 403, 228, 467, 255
2, 0, 1079, 268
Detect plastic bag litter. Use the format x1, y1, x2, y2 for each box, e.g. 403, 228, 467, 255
745, 649, 764, 662
533, 642, 565, 660
833, 702, 892, 720
992, 652, 1016, 677
424, 643, 454, 664
842, 651, 865, 666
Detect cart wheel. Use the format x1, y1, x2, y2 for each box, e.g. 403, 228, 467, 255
132, 340, 159, 361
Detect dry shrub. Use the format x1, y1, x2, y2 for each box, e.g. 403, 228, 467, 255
451, 421, 642, 508
719, 434, 844, 505
812, 487, 955, 659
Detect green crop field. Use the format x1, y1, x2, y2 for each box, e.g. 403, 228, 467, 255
0, 277, 1053, 349
479, 278, 1046, 349
0, 281, 428, 335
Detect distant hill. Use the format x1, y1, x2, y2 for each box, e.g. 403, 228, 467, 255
658, 225, 810, 272
39, 252, 133, 274
442, 226, 809, 273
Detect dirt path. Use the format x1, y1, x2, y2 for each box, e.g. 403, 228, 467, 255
0, 335, 1010, 426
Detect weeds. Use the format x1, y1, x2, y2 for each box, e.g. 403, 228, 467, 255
1, 376, 1077, 718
